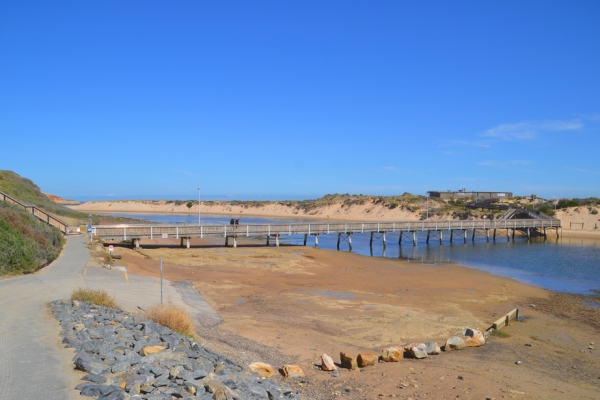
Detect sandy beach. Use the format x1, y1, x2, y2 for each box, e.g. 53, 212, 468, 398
97, 235, 600, 400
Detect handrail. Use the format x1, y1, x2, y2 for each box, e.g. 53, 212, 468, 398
92, 218, 562, 239
0, 190, 71, 234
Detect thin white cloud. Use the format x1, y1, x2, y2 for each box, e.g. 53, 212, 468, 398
482, 119, 582, 141
578, 112, 600, 122
478, 160, 532, 167
570, 167, 600, 175
441, 140, 492, 148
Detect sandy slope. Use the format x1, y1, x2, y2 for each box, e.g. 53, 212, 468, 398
69, 200, 422, 221
70, 200, 600, 238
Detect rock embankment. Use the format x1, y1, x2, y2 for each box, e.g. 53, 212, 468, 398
51, 300, 302, 400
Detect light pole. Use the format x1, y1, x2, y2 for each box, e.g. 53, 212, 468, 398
197, 188, 201, 225
426, 192, 429, 219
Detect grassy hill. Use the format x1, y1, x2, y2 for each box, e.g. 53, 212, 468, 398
0, 170, 97, 225
0, 201, 64, 275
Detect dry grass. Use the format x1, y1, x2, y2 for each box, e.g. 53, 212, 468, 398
144, 304, 197, 338
71, 287, 119, 309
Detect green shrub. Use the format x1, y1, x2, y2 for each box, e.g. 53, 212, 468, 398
490, 329, 510, 338
0, 202, 64, 275
0, 170, 96, 224
536, 206, 555, 216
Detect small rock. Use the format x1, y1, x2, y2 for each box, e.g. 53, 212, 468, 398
381, 346, 403, 362
332, 369, 339, 377
321, 354, 337, 371
463, 328, 485, 347
340, 352, 358, 370
530, 304, 536, 308
408, 344, 428, 359
141, 344, 166, 356
249, 362, 276, 378
425, 341, 441, 355
279, 365, 305, 378
515, 361, 522, 365
525, 343, 532, 347
445, 336, 466, 351
357, 353, 378, 368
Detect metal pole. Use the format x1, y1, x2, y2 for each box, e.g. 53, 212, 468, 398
160, 258, 163, 306
197, 187, 201, 226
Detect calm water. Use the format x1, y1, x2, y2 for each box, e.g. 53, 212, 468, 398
103, 213, 600, 295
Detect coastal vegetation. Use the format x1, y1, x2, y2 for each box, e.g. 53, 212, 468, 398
143, 304, 197, 338
71, 287, 120, 309
87, 193, 600, 224
0, 201, 64, 275
0, 170, 97, 225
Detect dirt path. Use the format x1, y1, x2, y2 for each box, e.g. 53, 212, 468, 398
116, 237, 600, 399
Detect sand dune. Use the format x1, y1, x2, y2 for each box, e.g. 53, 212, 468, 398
69, 199, 600, 238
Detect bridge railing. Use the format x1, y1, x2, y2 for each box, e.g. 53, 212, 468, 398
92, 218, 562, 239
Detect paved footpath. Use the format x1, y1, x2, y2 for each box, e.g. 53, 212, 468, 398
0, 235, 220, 400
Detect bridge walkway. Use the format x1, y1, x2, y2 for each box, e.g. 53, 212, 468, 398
92, 218, 562, 250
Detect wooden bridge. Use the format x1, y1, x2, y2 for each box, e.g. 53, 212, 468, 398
92, 218, 561, 250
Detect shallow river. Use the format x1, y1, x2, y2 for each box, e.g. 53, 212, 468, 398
102, 213, 600, 296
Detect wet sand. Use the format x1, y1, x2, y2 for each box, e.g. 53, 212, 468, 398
108, 237, 600, 399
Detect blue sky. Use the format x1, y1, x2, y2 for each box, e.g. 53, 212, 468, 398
1, 1, 599, 201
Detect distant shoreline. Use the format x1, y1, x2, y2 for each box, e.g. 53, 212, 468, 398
69, 199, 600, 239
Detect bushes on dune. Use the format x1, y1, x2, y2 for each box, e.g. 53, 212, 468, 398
0, 170, 97, 224
0, 202, 64, 275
